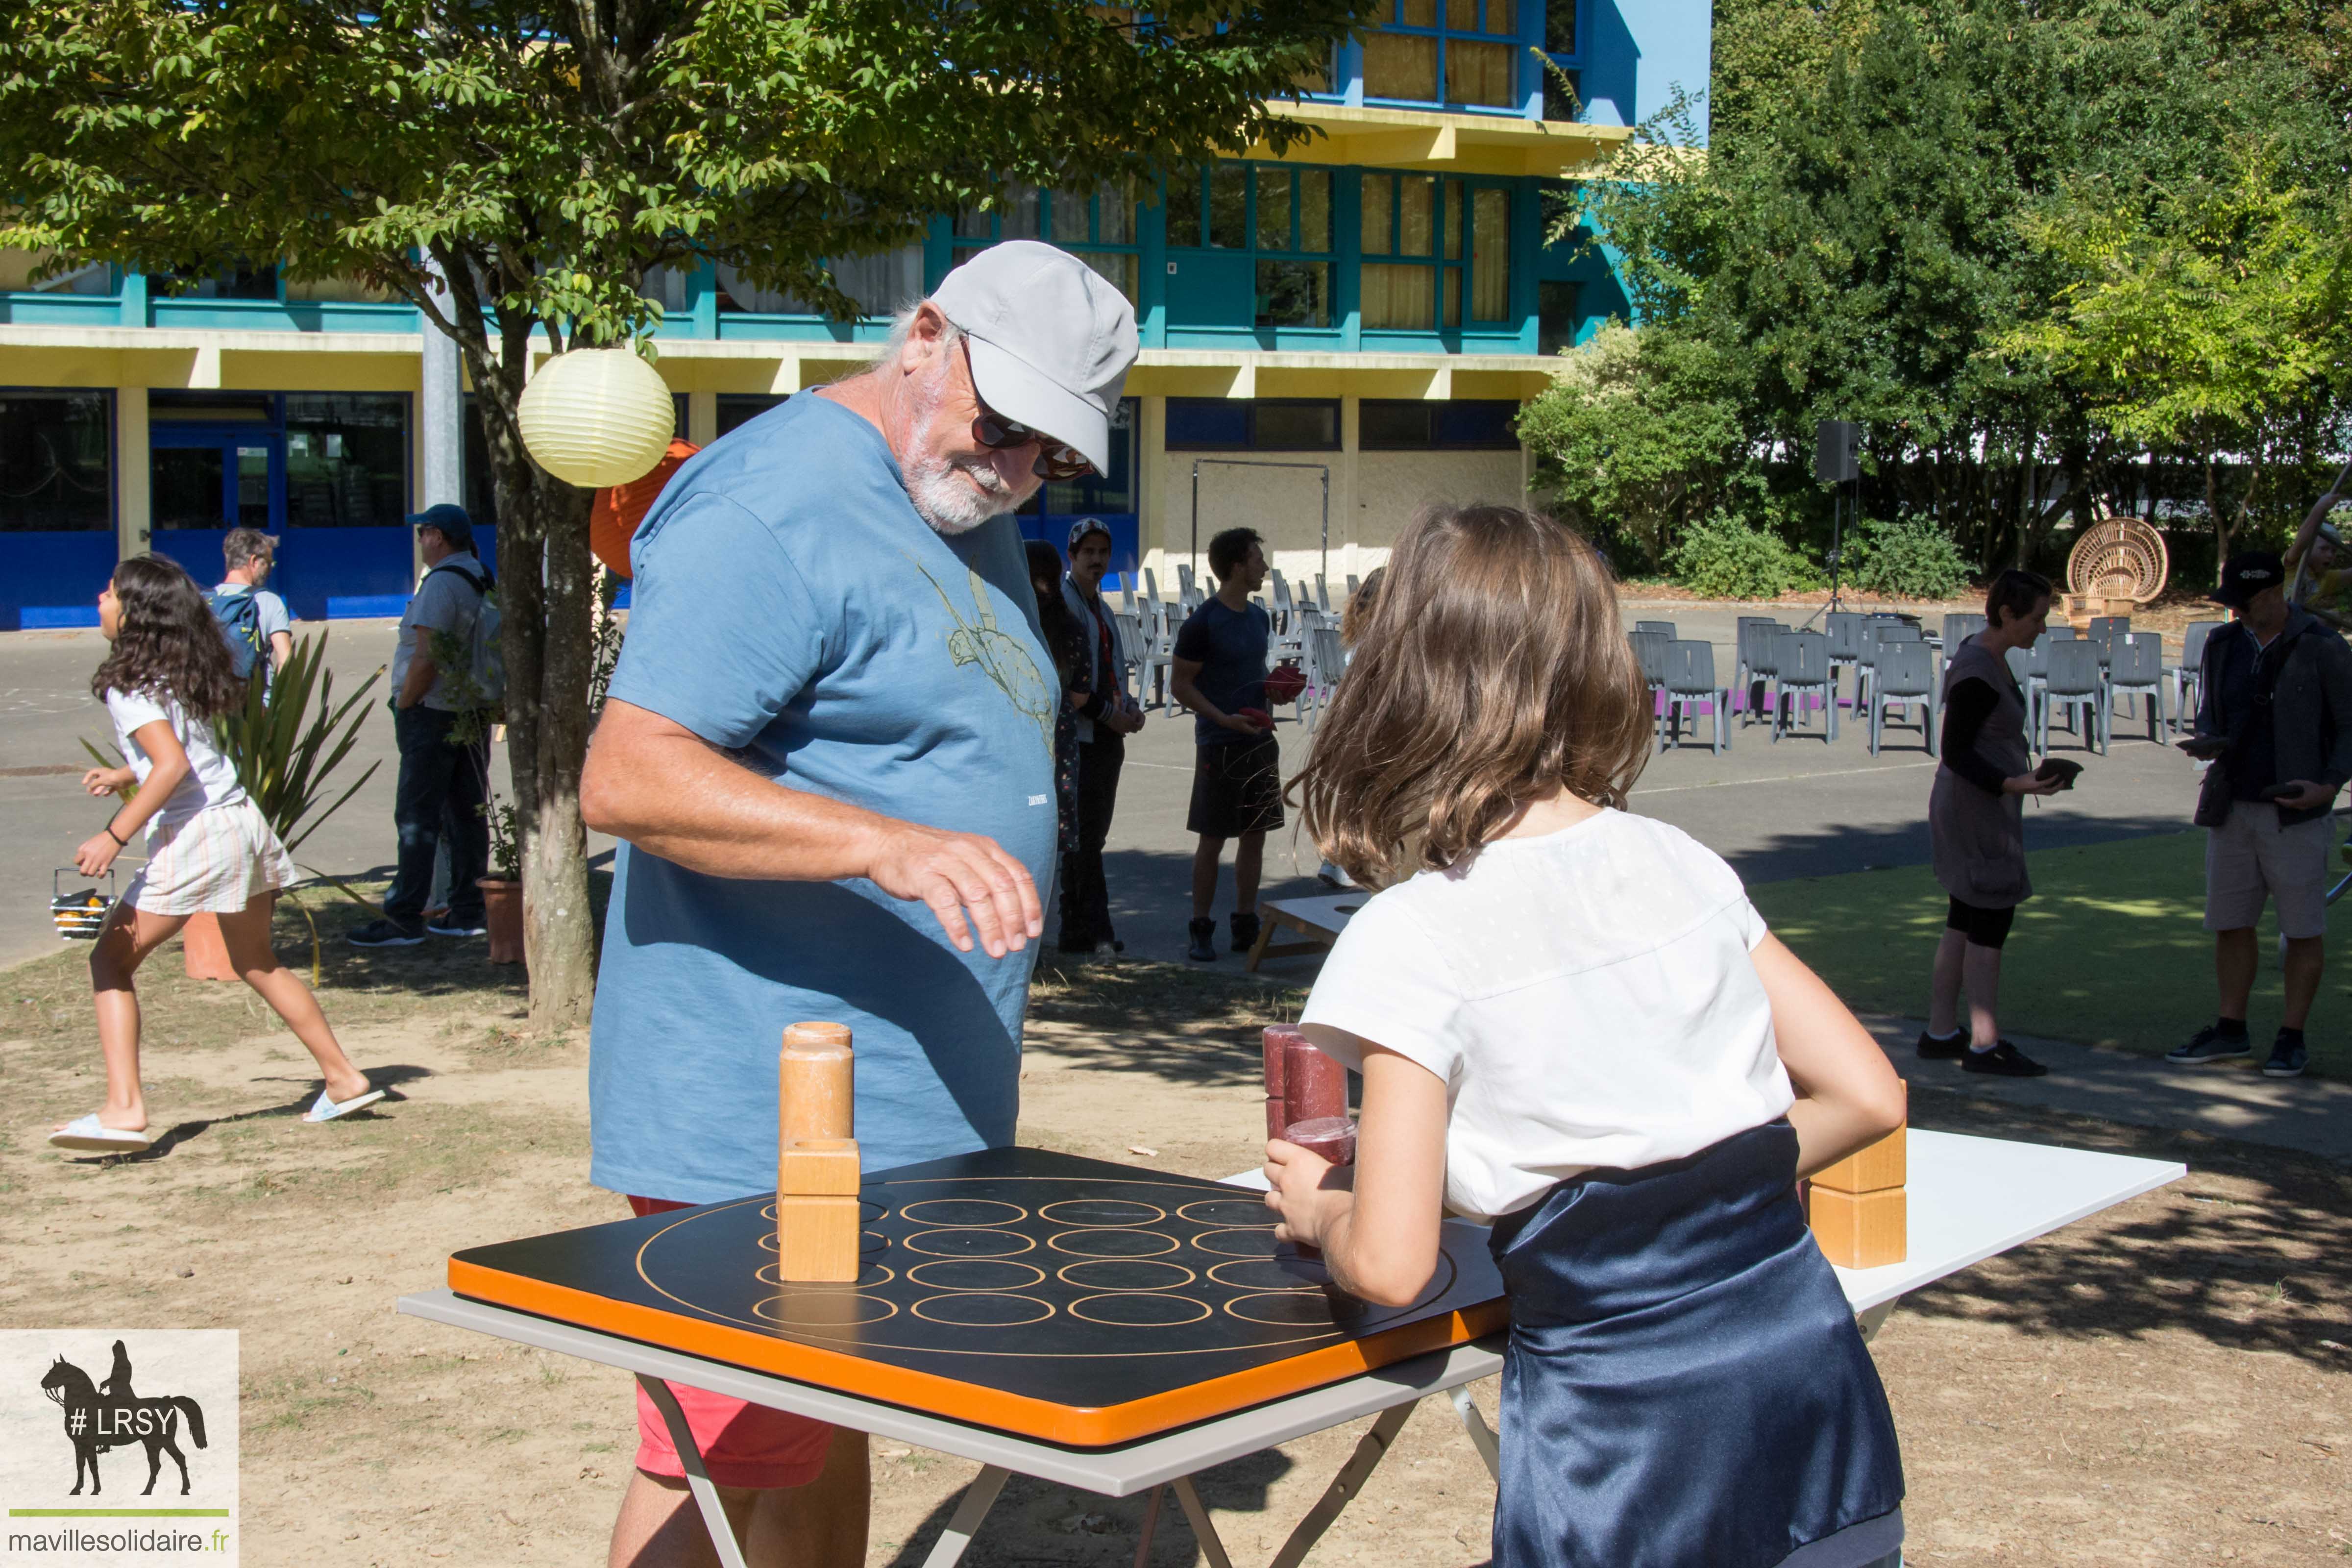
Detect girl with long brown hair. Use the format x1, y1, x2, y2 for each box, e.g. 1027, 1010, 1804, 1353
1267, 505, 1911, 1568
49, 555, 379, 1152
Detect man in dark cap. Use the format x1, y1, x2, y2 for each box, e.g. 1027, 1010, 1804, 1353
2173, 550, 2352, 1078
349, 503, 495, 947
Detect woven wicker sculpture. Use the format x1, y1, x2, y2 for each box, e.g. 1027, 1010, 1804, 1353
2066, 502, 2169, 608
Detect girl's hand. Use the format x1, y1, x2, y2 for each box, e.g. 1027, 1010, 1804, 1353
82, 766, 131, 797
1263, 1138, 1352, 1248
74, 832, 121, 879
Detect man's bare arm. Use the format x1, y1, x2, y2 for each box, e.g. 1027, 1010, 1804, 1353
580, 699, 1042, 957
1172, 656, 1264, 736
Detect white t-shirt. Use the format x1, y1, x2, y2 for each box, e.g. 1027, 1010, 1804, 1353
104, 686, 247, 835
1299, 809, 1795, 1224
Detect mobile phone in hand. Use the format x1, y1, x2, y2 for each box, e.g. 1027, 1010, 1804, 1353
2177, 736, 2225, 760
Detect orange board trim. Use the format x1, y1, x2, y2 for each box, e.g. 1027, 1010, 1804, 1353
449, 1257, 1506, 1447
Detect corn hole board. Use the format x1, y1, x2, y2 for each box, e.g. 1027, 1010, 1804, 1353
449, 1146, 1506, 1447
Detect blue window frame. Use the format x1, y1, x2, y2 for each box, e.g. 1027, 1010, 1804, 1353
1361, 0, 1521, 110
1359, 399, 1521, 449
1166, 399, 1341, 452
1359, 174, 1514, 330
1165, 163, 1338, 329
952, 182, 1142, 303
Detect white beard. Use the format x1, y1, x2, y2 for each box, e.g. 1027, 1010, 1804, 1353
903, 369, 1020, 535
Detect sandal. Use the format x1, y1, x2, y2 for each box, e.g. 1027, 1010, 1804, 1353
49, 1113, 153, 1152
303, 1087, 386, 1123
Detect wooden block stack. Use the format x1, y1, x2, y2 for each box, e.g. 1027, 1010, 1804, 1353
778, 1021, 860, 1283
1807, 1093, 1907, 1269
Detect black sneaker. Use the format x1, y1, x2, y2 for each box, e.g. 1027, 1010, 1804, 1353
1230, 910, 1262, 954
1962, 1039, 2049, 1077
1916, 1029, 1969, 1061
427, 915, 488, 937
2167, 1025, 2252, 1063
2263, 1034, 2309, 1078
1186, 918, 1218, 962
347, 917, 425, 948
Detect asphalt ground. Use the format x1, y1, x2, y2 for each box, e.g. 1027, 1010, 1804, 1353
4, 602, 2209, 975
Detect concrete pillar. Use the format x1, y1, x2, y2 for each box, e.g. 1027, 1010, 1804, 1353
115, 386, 149, 561
1338, 395, 1361, 581
687, 389, 717, 446
418, 254, 464, 511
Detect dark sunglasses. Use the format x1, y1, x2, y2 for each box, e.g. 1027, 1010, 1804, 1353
962, 343, 1095, 480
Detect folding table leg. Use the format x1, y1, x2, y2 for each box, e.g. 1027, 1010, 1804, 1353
920, 1464, 1011, 1568
1448, 1384, 1501, 1483
1131, 1483, 1165, 1568
634, 1374, 751, 1568
1170, 1475, 1236, 1568
1265, 1399, 1419, 1568
1856, 1300, 1896, 1344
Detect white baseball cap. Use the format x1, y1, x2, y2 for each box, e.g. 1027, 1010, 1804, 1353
931, 241, 1139, 475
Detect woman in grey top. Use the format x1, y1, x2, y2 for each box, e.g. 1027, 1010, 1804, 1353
1921, 569, 2065, 1077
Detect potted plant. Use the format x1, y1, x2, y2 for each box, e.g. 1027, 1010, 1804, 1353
192, 632, 383, 980
480, 794, 525, 965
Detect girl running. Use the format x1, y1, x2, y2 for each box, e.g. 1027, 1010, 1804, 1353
50, 555, 381, 1152
1272, 505, 1909, 1568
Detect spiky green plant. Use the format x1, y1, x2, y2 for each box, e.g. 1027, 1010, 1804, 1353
214, 632, 383, 856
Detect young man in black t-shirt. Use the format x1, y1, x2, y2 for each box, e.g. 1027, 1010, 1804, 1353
1171, 527, 1280, 961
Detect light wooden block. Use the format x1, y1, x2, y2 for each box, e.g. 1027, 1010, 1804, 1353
1809, 1186, 1907, 1269
777, 1194, 861, 1282
1812, 1122, 1906, 1195
780, 1136, 860, 1196
780, 1021, 855, 1143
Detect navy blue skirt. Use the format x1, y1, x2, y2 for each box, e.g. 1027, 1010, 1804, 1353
1487, 1120, 1905, 1568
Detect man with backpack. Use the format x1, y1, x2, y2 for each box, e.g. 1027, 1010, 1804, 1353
349, 503, 500, 948
209, 528, 294, 694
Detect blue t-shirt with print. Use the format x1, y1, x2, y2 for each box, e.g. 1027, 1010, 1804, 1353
1173, 596, 1271, 746
588, 394, 1058, 1205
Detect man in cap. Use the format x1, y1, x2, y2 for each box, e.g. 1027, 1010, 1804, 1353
2173, 550, 2352, 1078
348, 503, 495, 947
578, 241, 1137, 1566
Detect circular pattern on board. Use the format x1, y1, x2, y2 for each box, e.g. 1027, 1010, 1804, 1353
1047, 1228, 1180, 1259
1174, 1199, 1275, 1228
1189, 1227, 1283, 1259
907, 1259, 1049, 1293
1039, 1199, 1165, 1228
753, 1292, 897, 1328
1206, 1257, 1329, 1293
901, 1198, 1026, 1227
757, 1261, 896, 1291
1071, 1293, 1213, 1327
911, 1293, 1055, 1327
1055, 1258, 1196, 1293
1225, 1292, 1337, 1327
902, 1227, 1036, 1259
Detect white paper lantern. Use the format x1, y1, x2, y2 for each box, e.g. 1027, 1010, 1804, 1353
516, 346, 676, 488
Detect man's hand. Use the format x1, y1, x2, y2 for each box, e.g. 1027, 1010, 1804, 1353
2178, 735, 2227, 760
2271, 779, 2337, 812
1221, 710, 1270, 736
866, 821, 1043, 958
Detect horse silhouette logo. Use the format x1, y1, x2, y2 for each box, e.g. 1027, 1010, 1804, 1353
39, 1339, 208, 1495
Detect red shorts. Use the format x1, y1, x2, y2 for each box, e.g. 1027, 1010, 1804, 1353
628, 1196, 837, 1490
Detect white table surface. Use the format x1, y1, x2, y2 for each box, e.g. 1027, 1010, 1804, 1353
1264, 893, 1368, 935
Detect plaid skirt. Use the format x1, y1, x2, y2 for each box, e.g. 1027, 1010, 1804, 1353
123, 800, 297, 917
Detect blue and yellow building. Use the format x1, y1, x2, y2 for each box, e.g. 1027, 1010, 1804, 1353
0, 0, 1707, 627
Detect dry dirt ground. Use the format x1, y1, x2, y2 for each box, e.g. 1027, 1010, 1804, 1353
3, 909, 2347, 1567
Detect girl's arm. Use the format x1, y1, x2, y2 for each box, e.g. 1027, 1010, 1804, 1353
1265, 1037, 1449, 1308
1752, 933, 1908, 1176
74, 720, 188, 876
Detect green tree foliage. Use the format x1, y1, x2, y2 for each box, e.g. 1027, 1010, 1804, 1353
1665, 508, 1821, 599
0, 0, 1358, 1025
1844, 516, 1972, 602
1524, 0, 2352, 588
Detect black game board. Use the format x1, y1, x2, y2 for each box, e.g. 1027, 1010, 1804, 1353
450, 1146, 1505, 1446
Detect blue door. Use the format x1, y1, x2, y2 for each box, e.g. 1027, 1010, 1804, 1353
147, 423, 282, 598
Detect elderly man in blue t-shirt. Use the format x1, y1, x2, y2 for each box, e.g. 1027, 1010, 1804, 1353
579, 242, 1137, 1568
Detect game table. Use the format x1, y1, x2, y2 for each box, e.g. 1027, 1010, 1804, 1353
1244, 893, 1365, 972
399, 1130, 2180, 1568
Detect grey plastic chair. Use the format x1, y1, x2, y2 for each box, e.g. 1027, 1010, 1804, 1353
1824, 613, 1866, 708
1735, 617, 1786, 725
1139, 599, 1176, 711
1298, 623, 1348, 734
1772, 631, 1834, 742
2168, 620, 2222, 730
1747, 626, 1788, 724
2107, 632, 2166, 743
1315, 574, 1331, 613
1858, 623, 1921, 711
1629, 629, 1672, 708
2042, 637, 2105, 755
2009, 637, 2051, 752
1867, 640, 1938, 756
1661, 640, 1731, 754
2087, 615, 2131, 643
2046, 624, 2077, 639
1346, 572, 1361, 598
1635, 619, 1677, 638
1176, 562, 1196, 598
1941, 612, 1988, 652
1112, 608, 1143, 698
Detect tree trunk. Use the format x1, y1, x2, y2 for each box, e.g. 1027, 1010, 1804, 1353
2204, 447, 2230, 578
